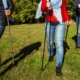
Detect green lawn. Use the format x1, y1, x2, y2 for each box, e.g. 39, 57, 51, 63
0, 22, 80, 80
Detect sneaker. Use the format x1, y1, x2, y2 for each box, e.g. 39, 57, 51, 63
56, 66, 62, 76
48, 56, 53, 62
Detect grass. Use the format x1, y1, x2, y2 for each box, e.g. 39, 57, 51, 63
0, 22, 80, 80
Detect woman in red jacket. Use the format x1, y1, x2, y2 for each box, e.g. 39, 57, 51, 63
41, 0, 71, 76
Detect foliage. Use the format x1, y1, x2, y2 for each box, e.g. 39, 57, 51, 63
12, 0, 41, 23
66, 0, 75, 20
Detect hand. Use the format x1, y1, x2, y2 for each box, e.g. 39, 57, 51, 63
65, 20, 71, 26
78, 4, 80, 8
46, 1, 51, 9
4, 9, 11, 17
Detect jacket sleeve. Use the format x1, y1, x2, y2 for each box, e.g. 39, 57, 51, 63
61, 0, 70, 21
41, 0, 47, 12
73, 2, 78, 10
73, 0, 79, 10
73, 0, 80, 13
8, 0, 14, 15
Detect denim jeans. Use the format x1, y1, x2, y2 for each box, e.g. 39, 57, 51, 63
45, 22, 66, 66
76, 16, 80, 46
0, 25, 5, 38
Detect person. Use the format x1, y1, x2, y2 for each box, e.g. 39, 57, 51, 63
36, 0, 71, 76
0, 0, 14, 65
73, 0, 80, 48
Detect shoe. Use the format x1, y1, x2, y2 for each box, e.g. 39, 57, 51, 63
56, 66, 62, 76
48, 56, 53, 62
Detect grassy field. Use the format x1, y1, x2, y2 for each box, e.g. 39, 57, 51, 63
0, 22, 80, 80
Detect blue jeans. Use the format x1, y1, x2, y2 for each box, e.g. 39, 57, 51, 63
45, 22, 66, 66
76, 16, 80, 46
0, 25, 5, 38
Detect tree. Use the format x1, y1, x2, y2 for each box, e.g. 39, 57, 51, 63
66, 0, 75, 20
12, 0, 41, 23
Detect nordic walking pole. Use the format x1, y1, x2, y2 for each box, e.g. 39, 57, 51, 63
64, 25, 70, 50
65, 25, 69, 42
7, 17, 15, 66
41, 21, 47, 70
41, 0, 51, 70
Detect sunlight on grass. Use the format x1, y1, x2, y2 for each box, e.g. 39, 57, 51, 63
0, 23, 80, 80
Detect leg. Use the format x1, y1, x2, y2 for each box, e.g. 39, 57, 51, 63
55, 23, 66, 76
0, 25, 5, 65
45, 22, 55, 62
76, 16, 80, 47
0, 25, 5, 38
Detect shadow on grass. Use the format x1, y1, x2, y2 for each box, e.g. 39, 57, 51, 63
62, 41, 70, 67
0, 42, 41, 76
72, 35, 77, 47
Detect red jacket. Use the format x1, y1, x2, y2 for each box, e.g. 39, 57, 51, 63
41, 0, 70, 23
